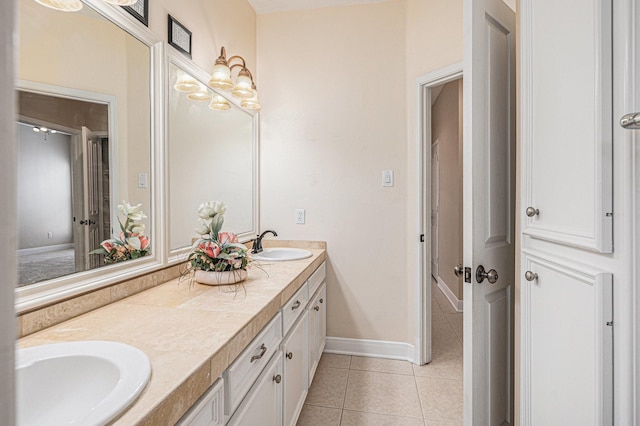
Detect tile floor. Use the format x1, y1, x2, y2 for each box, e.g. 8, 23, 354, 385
297, 279, 463, 425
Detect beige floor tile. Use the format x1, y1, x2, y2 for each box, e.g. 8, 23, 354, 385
415, 376, 463, 423
413, 347, 463, 380
446, 313, 463, 343
341, 410, 425, 426
305, 366, 349, 408
432, 321, 463, 351
319, 353, 352, 369
424, 420, 463, 426
349, 356, 414, 375
344, 370, 422, 418
297, 404, 342, 426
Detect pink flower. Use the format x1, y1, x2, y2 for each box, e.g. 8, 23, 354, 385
100, 240, 116, 252
218, 232, 238, 245
201, 241, 221, 259
139, 235, 150, 250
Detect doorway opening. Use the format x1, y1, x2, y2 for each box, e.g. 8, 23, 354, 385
414, 63, 463, 366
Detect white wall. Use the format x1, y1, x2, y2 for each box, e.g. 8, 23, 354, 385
0, 0, 16, 422
257, 0, 464, 345
17, 123, 73, 250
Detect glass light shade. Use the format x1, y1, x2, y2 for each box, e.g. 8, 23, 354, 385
240, 93, 261, 111
187, 84, 212, 101
174, 70, 200, 92
231, 74, 255, 99
102, 0, 138, 5
34, 0, 83, 12
208, 63, 233, 91
209, 94, 231, 111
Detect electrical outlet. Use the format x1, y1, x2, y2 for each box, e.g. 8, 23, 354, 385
296, 209, 305, 224
47, 232, 53, 239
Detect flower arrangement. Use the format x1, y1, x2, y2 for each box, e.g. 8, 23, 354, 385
188, 201, 249, 274
90, 201, 150, 264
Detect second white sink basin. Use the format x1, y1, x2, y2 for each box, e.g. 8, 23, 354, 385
251, 247, 312, 262
16, 340, 151, 426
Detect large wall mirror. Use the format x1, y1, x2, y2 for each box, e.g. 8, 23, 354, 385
167, 53, 258, 257
16, 0, 161, 311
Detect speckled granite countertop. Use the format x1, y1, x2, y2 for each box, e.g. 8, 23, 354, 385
18, 241, 327, 425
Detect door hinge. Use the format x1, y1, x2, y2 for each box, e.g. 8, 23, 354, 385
606, 321, 613, 327
464, 267, 472, 283
420, 234, 425, 242
605, 212, 613, 217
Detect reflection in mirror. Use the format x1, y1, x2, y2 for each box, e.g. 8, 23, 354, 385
168, 61, 257, 253
17, 0, 151, 287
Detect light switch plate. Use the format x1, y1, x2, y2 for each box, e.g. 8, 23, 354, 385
138, 173, 148, 189
382, 170, 394, 187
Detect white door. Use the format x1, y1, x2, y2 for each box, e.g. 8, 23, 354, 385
463, 0, 515, 424
431, 140, 440, 278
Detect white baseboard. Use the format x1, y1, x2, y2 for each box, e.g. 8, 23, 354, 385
436, 276, 463, 312
324, 337, 415, 363
18, 243, 73, 255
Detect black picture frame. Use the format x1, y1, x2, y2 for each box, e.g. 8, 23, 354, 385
168, 15, 192, 58
122, 0, 148, 27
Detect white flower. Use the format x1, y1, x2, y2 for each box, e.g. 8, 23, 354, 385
194, 219, 210, 235
118, 201, 147, 221
126, 236, 142, 250
197, 201, 227, 219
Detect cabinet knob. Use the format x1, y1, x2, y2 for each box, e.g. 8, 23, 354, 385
320, 298, 324, 304
526, 207, 540, 217
286, 352, 293, 360
314, 306, 320, 311
524, 271, 538, 282
273, 374, 282, 384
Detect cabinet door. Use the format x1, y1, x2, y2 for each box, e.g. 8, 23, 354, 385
227, 352, 283, 426
308, 284, 326, 384
282, 311, 308, 426
520, 250, 612, 425
521, 0, 613, 252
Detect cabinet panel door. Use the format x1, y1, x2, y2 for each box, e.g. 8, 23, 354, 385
308, 292, 320, 384
521, 0, 612, 252
282, 312, 308, 426
227, 352, 283, 426
520, 250, 612, 425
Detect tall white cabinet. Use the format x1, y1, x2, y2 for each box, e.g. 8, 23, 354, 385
519, 0, 636, 424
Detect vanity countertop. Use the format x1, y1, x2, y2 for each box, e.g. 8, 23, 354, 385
18, 241, 327, 425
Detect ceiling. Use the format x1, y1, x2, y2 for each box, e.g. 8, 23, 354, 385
248, 0, 389, 14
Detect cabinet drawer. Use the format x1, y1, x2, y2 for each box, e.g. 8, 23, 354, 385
308, 262, 326, 296
282, 282, 308, 336
177, 378, 224, 426
224, 312, 282, 417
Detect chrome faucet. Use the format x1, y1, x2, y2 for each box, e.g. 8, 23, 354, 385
252, 230, 278, 254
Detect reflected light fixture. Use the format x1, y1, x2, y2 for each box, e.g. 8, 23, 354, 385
187, 83, 212, 101
174, 70, 200, 92
240, 83, 261, 110
209, 94, 231, 111
32, 126, 57, 140
34, 0, 83, 12
208, 47, 261, 110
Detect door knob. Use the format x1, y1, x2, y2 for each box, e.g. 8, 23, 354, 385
454, 264, 464, 277
476, 265, 499, 284
525, 207, 539, 217
524, 271, 538, 281
620, 112, 640, 129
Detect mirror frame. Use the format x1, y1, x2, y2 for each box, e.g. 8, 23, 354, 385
15, 0, 165, 313
165, 50, 260, 265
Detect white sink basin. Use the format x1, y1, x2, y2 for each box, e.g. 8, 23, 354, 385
251, 247, 312, 262
16, 340, 151, 426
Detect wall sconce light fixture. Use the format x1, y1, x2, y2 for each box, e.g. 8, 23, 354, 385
209, 94, 231, 111
32, 126, 57, 140
208, 47, 261, 110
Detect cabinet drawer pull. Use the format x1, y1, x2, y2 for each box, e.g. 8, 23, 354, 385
313, 306, 320, 311
291, 301, 301, 310
250, 344, 267, 363
273, 374, 282, 384
286, 352, 293, 360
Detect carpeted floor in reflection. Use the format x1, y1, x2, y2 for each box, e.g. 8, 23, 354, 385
18, 248, 76, 286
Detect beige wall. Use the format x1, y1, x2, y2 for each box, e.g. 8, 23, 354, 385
257, 0, 463, 344
431, 80, 463, 299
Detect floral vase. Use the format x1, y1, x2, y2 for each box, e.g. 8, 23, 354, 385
194, 269, 248, 286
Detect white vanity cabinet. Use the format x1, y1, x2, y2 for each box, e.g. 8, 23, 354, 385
307, 282, 326, 384
177, 378, 225, 426
282, 310, 309, 426
227, 351, 284, 426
